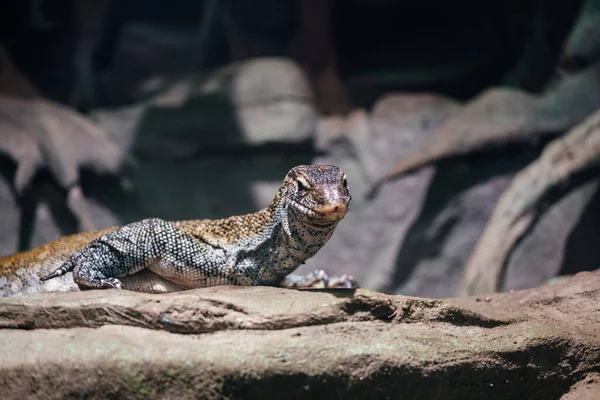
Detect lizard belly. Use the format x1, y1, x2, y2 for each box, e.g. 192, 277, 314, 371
119, 269, 188, 293
146, 244, 233, 288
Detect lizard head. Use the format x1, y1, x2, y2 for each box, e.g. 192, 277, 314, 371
283, 165, 352, 224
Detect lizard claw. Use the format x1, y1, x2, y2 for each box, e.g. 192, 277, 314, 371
325, 273, 359, 289
283, 269, 360, 289
304, 269, 329, 288
307, 270, 359, 289
100, 278, 123, 289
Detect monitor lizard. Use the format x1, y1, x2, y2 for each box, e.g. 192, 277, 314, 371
0, 164, 356, 296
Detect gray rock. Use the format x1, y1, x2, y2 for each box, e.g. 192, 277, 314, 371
396, 173, 515, 298
297, 94, 459, 288
505, 180, 600, 291
96, 57, 317, 160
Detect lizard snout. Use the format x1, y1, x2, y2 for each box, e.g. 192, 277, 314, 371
313, 202, 348, 220
315, 203, 347, 213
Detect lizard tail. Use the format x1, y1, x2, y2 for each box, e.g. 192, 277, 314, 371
40, 261, 74, 281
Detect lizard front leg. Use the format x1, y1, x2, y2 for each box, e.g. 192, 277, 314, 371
41, 218, 231, 291
42, 218, 170, 290
69, 218, 164, 290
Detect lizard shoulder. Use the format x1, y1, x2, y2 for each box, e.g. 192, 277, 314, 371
173, 211, 273, 249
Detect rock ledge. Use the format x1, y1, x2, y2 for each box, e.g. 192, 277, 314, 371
1, 271, 599, 399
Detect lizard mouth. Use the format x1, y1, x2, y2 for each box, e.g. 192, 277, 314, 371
290, 200, 348, 223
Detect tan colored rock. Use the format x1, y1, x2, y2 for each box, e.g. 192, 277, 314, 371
0, 270, 599, 399
561, 373, 600, 400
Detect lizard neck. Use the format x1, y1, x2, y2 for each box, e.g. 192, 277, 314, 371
234, 186, 339, 285
279, 204, 338, 266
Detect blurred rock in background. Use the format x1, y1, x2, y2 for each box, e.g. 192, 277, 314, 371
1, 0, 599, 298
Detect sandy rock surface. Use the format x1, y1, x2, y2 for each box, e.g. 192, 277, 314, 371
1, 270, 599, 399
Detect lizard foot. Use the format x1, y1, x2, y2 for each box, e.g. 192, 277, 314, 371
77, 277, 123, 291
281, 269, 359, 289
326, 273, 359, 289
103, 278, 123, 289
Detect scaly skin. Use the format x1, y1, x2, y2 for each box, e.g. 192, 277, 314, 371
0, 165, 355, 297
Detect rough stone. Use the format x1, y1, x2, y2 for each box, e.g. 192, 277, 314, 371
561, 373, 600, 400
0, 270, 599, 399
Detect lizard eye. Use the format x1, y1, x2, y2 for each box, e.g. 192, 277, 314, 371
342, 175, 348, 188
296, 176, 311, 192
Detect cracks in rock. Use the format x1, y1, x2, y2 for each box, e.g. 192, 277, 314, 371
392, 297, 513, 328
0, 290, 512, 335
338, 295, 399, 322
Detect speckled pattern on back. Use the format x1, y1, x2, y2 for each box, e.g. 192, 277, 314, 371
0, 165, 351, 295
